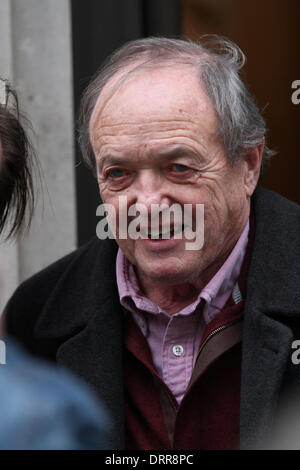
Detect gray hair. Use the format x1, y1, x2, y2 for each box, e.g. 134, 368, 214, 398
78, 35, 274, 175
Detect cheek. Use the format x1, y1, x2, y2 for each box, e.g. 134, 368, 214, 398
204, 171, 245, 210
98, 181, 110, 201
186, 180, 226, 224
188, 180, 241, 239
99, 184, 123, 210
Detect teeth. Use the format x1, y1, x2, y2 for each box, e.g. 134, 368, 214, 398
159, 225, 183, 238
139, 227, 149, 238
140, 225, 183, 239
172, 225, 183, 236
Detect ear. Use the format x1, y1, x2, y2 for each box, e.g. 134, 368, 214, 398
243, 138, 264, 197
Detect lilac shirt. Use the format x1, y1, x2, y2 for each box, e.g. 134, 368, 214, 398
116, 221, 249, 404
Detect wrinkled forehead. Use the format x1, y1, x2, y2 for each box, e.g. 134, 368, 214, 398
89, 62, 216, 141
90, 60, 149, 128
89, 61, 206, 126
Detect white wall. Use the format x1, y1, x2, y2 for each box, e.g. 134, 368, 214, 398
0, 0, 76, 313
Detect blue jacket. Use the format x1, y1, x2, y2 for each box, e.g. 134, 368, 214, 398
0, 340, 111, 449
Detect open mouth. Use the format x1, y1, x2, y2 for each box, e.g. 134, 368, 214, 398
139, 224, 184, 240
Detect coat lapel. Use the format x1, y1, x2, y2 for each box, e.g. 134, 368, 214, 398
240, 187, 300, 448
240, 309, 293, 449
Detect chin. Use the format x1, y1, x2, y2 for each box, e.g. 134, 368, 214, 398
137, 257, 199, 286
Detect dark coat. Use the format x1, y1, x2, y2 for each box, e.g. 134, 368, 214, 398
4, 186, 300, 449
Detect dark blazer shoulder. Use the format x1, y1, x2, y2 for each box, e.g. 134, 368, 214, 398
252, 186, 300, 222
4, 237, 106, 352
247, 185, 300, 315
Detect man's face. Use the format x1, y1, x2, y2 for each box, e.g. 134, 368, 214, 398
90, 67, 255, 287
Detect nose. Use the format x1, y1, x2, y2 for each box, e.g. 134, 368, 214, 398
133, 169, 170, 210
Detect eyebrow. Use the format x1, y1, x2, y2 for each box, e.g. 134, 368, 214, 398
98, 145, 201, 170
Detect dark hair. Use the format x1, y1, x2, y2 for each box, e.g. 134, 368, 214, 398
0, 80, 35, 239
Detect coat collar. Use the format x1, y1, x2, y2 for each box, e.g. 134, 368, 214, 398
247, 186, 300, 316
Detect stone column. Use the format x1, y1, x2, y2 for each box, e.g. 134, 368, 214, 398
0, 0, 76, 313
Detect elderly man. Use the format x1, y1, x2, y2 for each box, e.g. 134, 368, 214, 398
5, 37, 300, 450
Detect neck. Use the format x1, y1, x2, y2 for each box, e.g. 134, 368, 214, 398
136, 252, 229, 315
135, 226, 244, 314
137, 277, 200, 315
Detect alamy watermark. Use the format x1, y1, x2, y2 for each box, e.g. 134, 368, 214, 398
291, 340, 300, 365
291, 80, 300, 105
0, 340, 6, 365
96, 197, 204, 250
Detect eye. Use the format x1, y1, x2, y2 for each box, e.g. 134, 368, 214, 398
171, 163, 190, 173
107, 168, 126, 179
102, 167, 134, 190
165, 162, 198, 183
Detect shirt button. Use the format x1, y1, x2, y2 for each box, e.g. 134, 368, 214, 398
172, 345, 184, 357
